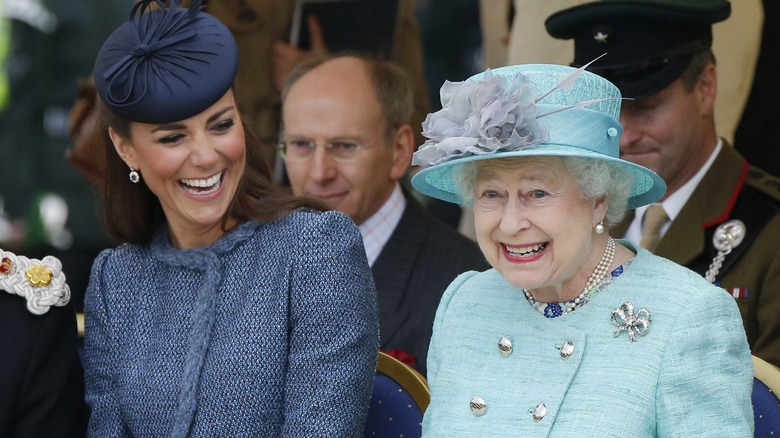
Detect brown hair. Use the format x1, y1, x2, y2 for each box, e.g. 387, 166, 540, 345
281, 53, 414, 140
98, 98, 325, 245
680, 49, 716, 92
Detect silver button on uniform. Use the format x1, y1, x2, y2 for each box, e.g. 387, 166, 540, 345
498, 337, 513, 357
470, 397, 487, 416
559, 341, 574, 359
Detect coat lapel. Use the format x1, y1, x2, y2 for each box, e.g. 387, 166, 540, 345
616, 143, 748, 267
656, 144, 747, 265
371, 195, 429, 344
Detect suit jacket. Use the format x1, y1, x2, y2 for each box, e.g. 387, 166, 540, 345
422, 243, 753, 437
0, 293, 85, 437
84, 212, 378, 436
372, 196, 488, 375
614, 143, 780, 367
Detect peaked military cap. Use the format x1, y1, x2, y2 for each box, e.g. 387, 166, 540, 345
545, 0, 731, 98
94, 0, 238, 124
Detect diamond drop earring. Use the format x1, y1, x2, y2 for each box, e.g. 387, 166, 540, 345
129, 168, 140, 184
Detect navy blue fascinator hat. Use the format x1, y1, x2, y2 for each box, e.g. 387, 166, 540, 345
94, 0, 238, 124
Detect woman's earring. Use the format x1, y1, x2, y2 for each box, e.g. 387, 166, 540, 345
594, 222, 605, 235
129, 168, 140, 184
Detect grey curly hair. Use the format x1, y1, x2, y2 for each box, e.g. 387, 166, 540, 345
452, 156, 634, 227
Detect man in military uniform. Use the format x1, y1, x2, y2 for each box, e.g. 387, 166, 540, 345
547, 0, 780, 367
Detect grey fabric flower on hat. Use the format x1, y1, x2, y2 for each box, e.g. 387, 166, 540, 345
412, 70, 549, 166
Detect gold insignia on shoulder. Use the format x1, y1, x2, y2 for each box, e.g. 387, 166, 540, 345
0, 250, 70, 314
25, 263, 53, 287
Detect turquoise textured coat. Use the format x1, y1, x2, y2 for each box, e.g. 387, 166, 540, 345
422, 242, 753, 437
84, 211, 379, 437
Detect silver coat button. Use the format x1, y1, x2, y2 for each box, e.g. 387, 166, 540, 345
498, 336, 513, 357
560, 341, 574, 359
470, 397, 487, 416
532, 403, 547, 421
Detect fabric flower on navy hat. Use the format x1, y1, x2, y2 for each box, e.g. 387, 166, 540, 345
412, 71, 549, 166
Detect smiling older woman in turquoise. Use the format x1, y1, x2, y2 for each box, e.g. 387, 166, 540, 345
411, 63, 753, 437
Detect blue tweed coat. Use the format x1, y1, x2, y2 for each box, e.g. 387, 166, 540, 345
422, 243, 754, 437
83, 210, 379, 437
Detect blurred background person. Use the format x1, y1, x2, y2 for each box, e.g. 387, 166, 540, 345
205, 0, 430, 170
280, 54, 487, 374
412, 62, 753, 437
414, 0, 483, 231
546, 0, 780, 367
0, 0, 126, 312
84, 1, 378, 435
734, 0, 780, 176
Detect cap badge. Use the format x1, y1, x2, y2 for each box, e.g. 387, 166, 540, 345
593, 31, 609, 44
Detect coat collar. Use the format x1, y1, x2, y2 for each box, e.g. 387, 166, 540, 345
371, 193, 427, 342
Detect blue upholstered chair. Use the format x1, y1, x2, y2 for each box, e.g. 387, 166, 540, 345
363, 351, 430, 438
753, 355, 780, 437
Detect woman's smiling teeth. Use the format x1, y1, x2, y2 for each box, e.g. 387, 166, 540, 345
180, 172, 223, 195
505, 242, 548, 257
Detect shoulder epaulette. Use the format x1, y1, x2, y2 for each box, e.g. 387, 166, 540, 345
0, 249, 70, 315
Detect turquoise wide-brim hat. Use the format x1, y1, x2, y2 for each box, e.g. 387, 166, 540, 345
411, 63, 666, 209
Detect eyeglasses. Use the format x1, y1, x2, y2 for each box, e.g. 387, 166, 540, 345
278, 138, 376, 163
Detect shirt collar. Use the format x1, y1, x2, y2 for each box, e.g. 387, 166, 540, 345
657, 137, 723, 222
627, 138, 722, 243
358, 184, 406, 267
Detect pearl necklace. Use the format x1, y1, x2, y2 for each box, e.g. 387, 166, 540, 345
524, 237, 616, 318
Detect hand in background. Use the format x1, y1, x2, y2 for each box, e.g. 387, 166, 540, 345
272, 15, 328, 92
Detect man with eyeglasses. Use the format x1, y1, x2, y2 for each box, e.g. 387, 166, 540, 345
280, 55, 487, 375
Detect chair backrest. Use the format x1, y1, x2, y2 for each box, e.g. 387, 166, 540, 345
752, 355, 780, 437
363, 351, 430, 438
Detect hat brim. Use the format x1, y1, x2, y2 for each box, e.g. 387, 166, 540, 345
411, 144, 666, 210
598, 54, 692, 99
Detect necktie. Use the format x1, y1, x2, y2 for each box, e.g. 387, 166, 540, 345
640, 204, 668, 252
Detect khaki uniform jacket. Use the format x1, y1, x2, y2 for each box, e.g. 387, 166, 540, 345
206, 0, 430, 164
615, 143, 780, 367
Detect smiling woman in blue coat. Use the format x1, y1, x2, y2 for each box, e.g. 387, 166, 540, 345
410, 62, 754, 436
83, 1, 379, 436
